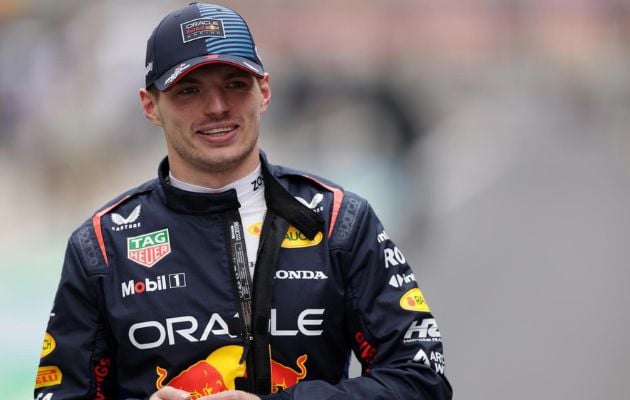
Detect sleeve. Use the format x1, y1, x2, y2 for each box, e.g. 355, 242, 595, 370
284, 194, 452, 400
34, 225, 117, 400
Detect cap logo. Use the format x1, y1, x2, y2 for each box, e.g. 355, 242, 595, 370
243, 61, 260, 73
145, 62, 153, 77
164, 63, 191, 86
181, 18, 225, 43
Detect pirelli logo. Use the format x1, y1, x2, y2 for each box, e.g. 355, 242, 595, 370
35, 365, 62, 388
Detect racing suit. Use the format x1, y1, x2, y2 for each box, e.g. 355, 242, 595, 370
35, 152, 452, 399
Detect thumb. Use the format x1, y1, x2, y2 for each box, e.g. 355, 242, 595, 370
150, 386, 192, 400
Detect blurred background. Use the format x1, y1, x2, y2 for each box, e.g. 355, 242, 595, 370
2, 0, 630, 398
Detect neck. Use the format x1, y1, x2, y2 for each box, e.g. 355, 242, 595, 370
168, 149, 260, 189
169, 163, 263, 203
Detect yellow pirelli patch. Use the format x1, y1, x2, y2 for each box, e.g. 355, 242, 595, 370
35, 365, 62, 388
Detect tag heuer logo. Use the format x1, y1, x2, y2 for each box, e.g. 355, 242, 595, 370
127, 229, 171, 268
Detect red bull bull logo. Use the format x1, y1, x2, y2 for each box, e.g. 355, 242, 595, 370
156, 346, 308, 397
271, 354, 308, 393
155, 345, 246, 399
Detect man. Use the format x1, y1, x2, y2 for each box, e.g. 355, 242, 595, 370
35, 3, 452, 400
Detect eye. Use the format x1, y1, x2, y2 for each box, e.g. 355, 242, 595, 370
226, 79, 249, 89
177, 86, 199, 95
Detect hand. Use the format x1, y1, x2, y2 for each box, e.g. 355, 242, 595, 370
149, 386, 192, 400
199, 390, 261, 400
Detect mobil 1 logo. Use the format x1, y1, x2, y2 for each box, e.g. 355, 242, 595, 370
122, 273, 186, 298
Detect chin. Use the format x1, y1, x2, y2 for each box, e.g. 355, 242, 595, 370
198, 151, 253, 173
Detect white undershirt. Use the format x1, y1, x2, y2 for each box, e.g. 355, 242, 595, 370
169, 166, 267, 276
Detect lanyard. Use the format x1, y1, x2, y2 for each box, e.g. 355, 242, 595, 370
226, 208, 290, 394
225, 209, 254, 342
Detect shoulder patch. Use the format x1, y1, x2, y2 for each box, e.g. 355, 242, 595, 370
299, 175, 344, 239
73, 223, 107, 275
92, 195, 132, 267
329, 192, 365, 250
89, 180, 156, 267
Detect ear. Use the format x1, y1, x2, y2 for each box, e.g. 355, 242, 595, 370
139, 88, 162, 127
259, 73, 272, 112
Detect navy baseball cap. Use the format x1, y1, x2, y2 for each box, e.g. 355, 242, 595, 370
145, 2, 265, 91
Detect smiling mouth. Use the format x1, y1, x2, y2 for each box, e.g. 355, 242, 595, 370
197, 126, 237, 136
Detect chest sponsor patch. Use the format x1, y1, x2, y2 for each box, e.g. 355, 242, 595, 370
283, 226, 323, 248
111, 204, 142, 231
248, 223, 323, 248
127, 228, 171, 268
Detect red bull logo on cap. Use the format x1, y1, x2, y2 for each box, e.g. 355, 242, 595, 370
155, 345, 246, 399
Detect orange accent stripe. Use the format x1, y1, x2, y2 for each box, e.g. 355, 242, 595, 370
91, 195, 131, 267
305, 177, 344, 239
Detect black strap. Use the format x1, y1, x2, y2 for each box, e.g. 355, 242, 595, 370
251, 210, 289, 394
225, 208, 288, 394
261, 160, 323, 240
224, 209, 254, 348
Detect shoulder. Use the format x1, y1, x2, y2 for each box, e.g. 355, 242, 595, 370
92, 179, 157, 218
266, 160, 370, 246
67, 178, 158, 273
261, 151, 344, 194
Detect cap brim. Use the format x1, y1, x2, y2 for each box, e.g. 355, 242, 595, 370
154, 54, 264, 91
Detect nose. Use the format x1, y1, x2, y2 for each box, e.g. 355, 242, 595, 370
202, 89, 229, 117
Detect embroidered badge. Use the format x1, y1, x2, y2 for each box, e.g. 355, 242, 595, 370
127, 229, 171, 268
181, 18, 225, 43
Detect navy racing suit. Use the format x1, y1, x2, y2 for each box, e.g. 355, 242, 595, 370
35, 153, 452, 399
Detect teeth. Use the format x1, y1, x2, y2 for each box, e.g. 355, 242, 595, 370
200, 127, 233, 135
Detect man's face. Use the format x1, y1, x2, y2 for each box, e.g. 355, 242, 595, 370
140, 64, 271, 186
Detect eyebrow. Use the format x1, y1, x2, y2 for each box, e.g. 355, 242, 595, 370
175, 76, 201, 86
175, 69, 252, 86
225, 70, 252, 80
